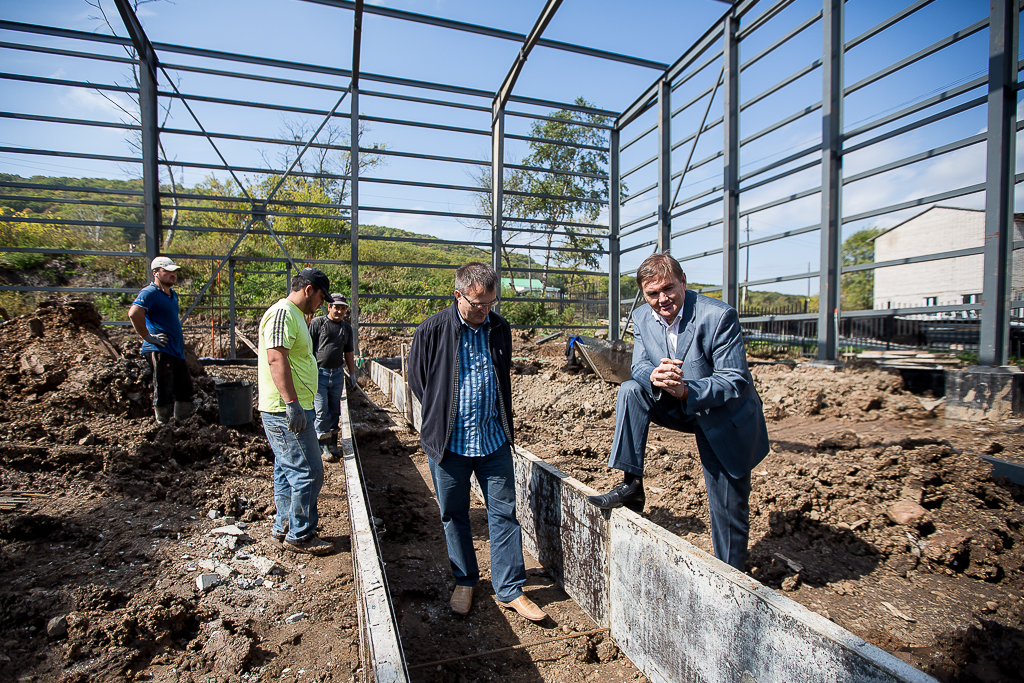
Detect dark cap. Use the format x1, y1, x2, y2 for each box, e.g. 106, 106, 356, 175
297, 267, 330, 297
329, 293, 348, 306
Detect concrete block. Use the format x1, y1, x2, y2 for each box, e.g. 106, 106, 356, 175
945, 365, 1024, 422
196, 574, 222, 591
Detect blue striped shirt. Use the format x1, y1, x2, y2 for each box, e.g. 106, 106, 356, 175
448, 314, 506, 457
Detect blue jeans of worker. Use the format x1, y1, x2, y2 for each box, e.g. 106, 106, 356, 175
262, 409, 324, 543
428, 443, 527, 603
314, 366, 345, 437
609, 380, 751, 571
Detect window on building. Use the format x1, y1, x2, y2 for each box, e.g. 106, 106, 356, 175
924, 297, 937, 307
962, 293, 980, 304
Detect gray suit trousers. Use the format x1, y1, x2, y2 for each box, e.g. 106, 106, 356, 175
609, 380, 752, 571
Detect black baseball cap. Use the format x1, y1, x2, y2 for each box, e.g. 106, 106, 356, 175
329, 293, 348, 306
297, 267, 330, 297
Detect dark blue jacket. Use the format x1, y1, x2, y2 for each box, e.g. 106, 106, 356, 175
407, 303, 514, 463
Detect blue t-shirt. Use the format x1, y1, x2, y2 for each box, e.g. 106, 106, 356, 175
132, 284, 185, 359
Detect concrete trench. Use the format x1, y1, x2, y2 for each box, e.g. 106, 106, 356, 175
339, 359, 940, 683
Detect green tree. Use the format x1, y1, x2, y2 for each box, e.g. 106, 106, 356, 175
520, 97, 611, 292
841, 226, 882, 311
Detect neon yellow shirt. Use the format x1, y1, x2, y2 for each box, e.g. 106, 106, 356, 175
257, 298, 318, 412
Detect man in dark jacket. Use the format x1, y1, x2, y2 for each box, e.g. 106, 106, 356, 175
408, 262, 545, 622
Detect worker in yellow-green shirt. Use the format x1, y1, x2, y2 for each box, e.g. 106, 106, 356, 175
257, 267, 335, 556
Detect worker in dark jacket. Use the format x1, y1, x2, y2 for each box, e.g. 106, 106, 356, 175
407, 262, 546, 622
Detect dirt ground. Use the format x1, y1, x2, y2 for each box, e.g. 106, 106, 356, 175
2, 306, 1023, 682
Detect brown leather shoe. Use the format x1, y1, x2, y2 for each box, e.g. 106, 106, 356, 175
450, 585, 473, 616
501, 594, 547, 622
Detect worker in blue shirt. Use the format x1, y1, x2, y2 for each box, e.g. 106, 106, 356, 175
129, 256, 194, 424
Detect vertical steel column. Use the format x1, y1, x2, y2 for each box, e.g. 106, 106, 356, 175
609, 127, 621, 340
228, 259, 236, 359
818, 0, 844, 361
350, 84, 360, 353
350, 1, 363, 355
492, 104, 505, 306
722, 12, 740, 308
139, 55, 160, 264
980, 0, 1019, 366
657, 79, 672, 253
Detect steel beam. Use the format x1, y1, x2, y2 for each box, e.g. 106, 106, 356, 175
492, 105, 505, 303
657, 79, 672, 253
494, 0, 563, 117
722, 12, 740, 308
297, 0, 666, 71
351, 0, 363, 355
114, 0, 161, 264
817, 0, 843, 361
609, 128, 621, 340
980, 0, 1019, 366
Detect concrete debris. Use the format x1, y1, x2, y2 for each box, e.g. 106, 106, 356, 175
210, 525, 247, 536
196, 574, 222, 591
252, 556, 278, 576
208, 510, 222, 520
284, 612, 306, 624
214, 563, 235, 579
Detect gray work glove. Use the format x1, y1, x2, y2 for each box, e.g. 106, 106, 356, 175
285, 400, 307, 433
346, 374, 357, 393
146, 332, 169, 347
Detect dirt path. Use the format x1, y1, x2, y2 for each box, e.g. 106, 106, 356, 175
352, 383, 639, 683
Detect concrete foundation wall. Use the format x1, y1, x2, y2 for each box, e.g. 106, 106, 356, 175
339, 380, 409, 682
368, 360, 936, 683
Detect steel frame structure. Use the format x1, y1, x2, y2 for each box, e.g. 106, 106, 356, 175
0, 0, 1019, 364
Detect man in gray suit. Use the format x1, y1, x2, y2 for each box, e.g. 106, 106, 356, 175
587, 252, 769, 570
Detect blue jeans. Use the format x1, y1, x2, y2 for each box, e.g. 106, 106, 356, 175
428, 443, 527, 603
262, 410, 324, 543
314, 366, 345, 436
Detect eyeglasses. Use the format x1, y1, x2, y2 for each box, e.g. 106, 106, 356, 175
460, 294, 499, 309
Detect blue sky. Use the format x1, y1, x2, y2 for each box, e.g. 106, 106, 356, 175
0, 0, 1017, 299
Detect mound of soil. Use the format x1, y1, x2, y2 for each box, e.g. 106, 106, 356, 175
0, 300, 359, 682
753, 363, 932, 422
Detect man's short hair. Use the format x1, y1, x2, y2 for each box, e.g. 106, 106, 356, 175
454, 262, 498, 293
291, 275, 311, 293
636, 252, 685, 291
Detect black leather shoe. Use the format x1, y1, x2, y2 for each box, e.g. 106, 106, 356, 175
587, 480, 645, 513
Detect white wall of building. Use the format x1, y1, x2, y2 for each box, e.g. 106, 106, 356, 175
872, 207, 1023, 309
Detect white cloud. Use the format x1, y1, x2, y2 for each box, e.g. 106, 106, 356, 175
60, 88, 138, 122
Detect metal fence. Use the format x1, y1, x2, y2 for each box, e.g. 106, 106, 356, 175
0, 0, 1020, 364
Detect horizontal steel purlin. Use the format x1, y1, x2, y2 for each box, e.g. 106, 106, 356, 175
0, 180, 142, 196
0, 110, 140, 132
0, 193, 143, 209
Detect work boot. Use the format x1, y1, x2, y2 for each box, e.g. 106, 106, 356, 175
327, 430, 340, 459
450, 585, 473, 616
586, 479, 645, 513
283, 535, 335, 556
501, 594, 547, 622
173, 401, 193, 421
318, 432, 339, 463
154, 404, 173, 424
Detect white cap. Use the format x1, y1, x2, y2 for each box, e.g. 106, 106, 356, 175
151, 256, 180, 271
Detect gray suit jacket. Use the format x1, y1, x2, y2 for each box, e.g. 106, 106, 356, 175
631, 289, 769, 478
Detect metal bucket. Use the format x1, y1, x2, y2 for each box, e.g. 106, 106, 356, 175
214, 381, 253, 426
